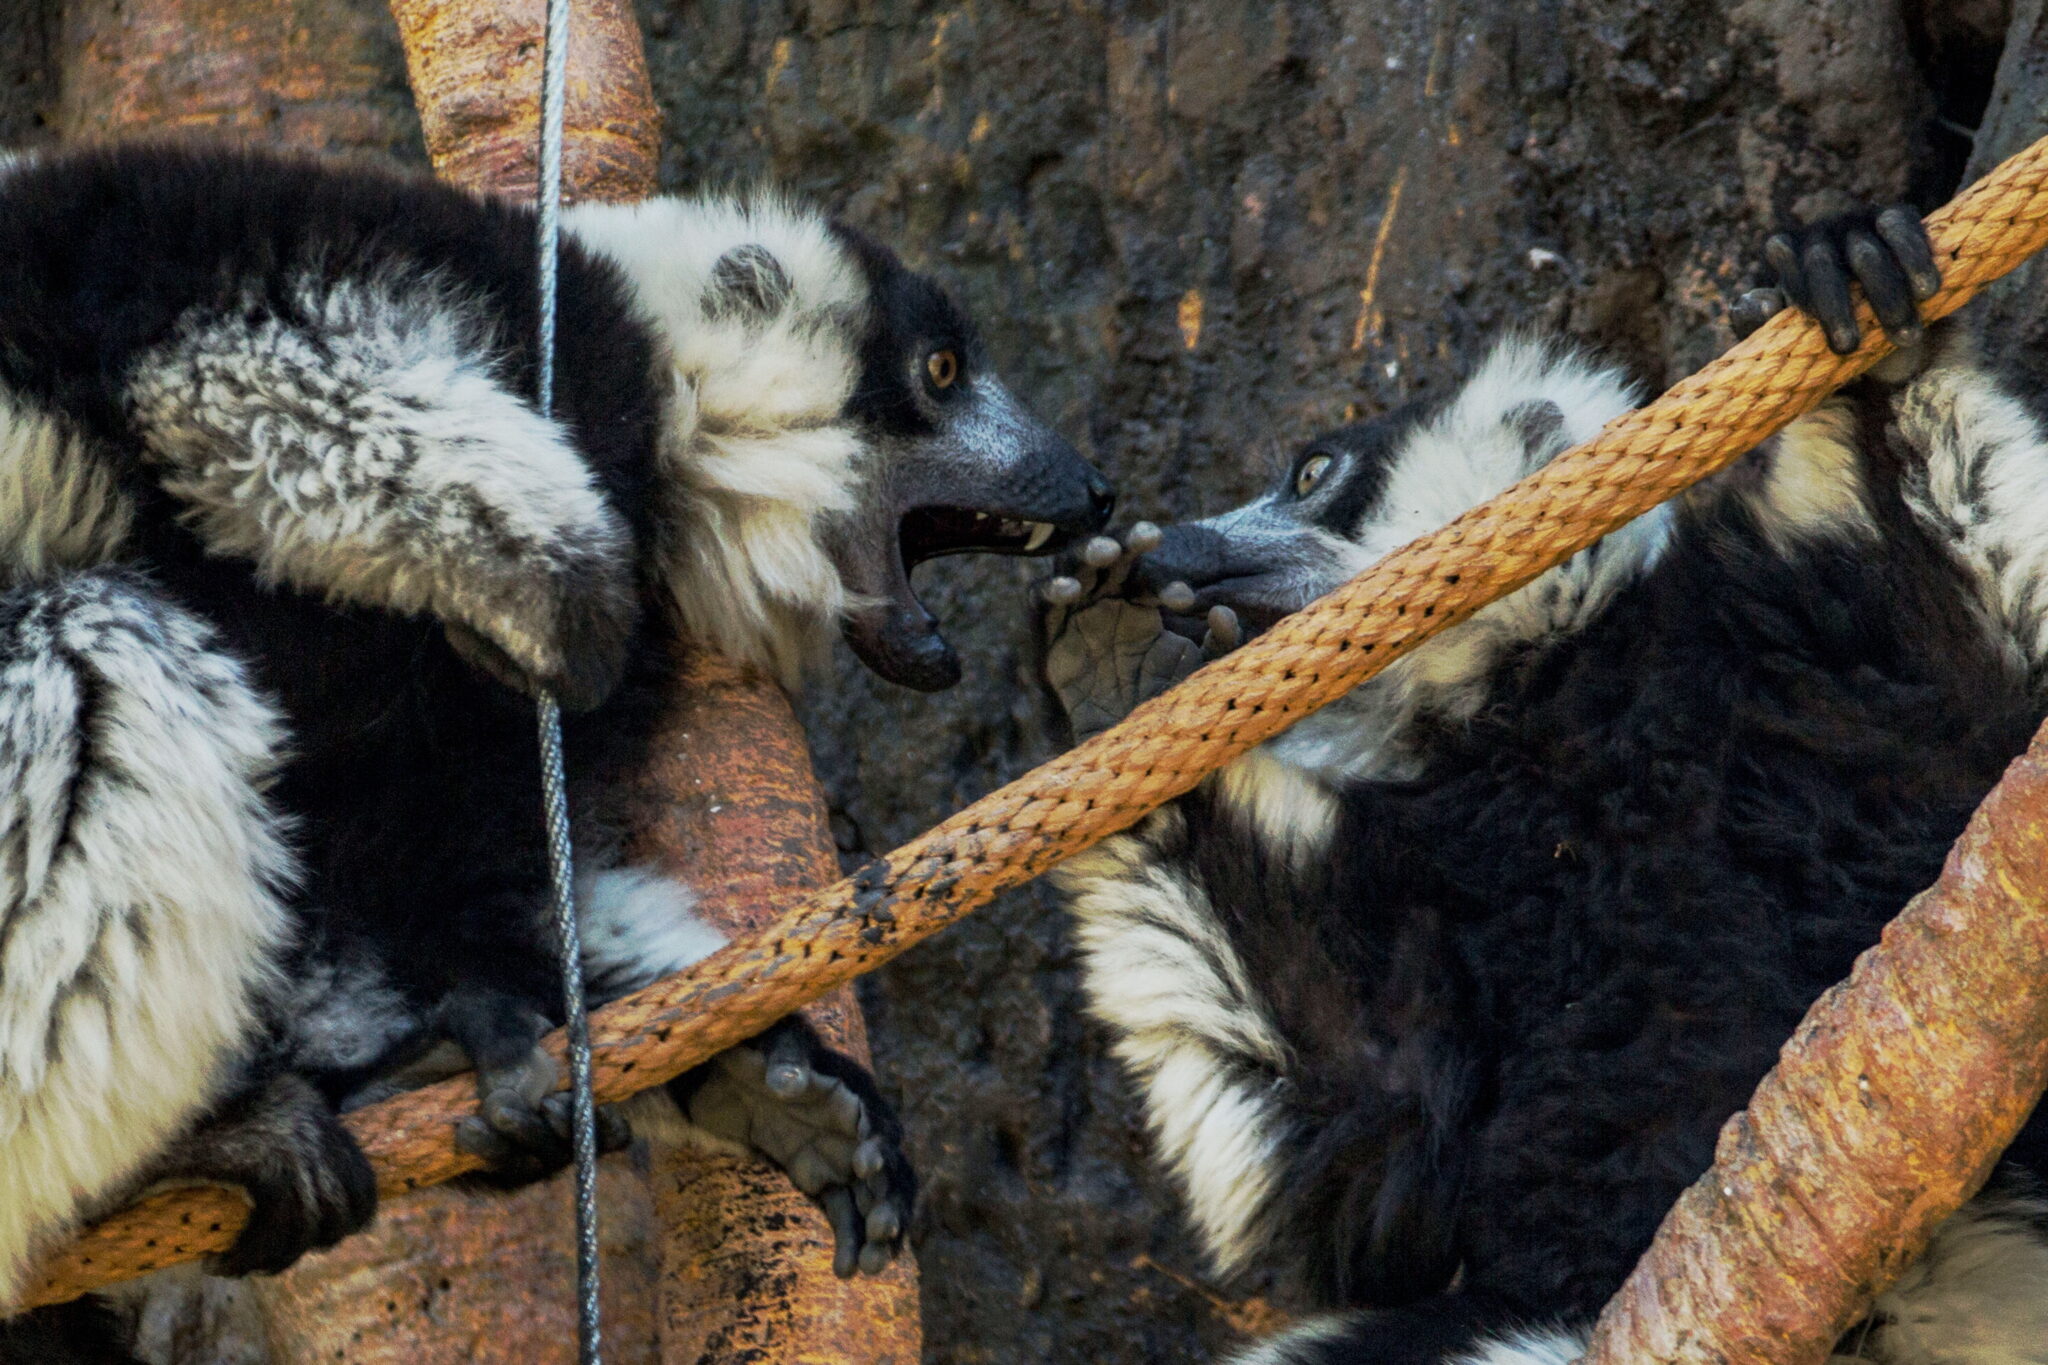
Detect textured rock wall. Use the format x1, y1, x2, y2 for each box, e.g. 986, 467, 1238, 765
0, 1, 2020, 1360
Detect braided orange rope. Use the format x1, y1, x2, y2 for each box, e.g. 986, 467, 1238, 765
25, 134, 2048, 1310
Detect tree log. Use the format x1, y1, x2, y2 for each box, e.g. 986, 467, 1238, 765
53, 0, 417, 157
623, 656, 921, 1364
384, 0, 657, 203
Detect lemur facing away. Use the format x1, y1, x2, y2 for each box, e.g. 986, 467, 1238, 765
1042, 209, 2048, 1364
0, 142, 1113, 1316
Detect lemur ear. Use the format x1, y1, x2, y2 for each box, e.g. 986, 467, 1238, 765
704, 243, 794, 321
1507, 399, 1567, 463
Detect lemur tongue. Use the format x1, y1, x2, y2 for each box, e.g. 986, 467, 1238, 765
844, 594, 962, 692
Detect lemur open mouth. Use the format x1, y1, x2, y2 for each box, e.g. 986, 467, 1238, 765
898, 506, 1066, 562
842, 500, 1105, 695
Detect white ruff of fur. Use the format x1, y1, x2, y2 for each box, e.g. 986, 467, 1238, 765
1275, 337, 1664, 781
1890, 357, 2048, 676
1055, 809, 1293, 1276
0, 386, 133, 580
568, 194, 870, 688
1451, 1327, 1589, 1365
125, 272, 629, 689
0, 576, 293, 1304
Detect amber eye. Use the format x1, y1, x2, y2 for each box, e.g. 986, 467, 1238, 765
1294, 452, 1334, 498
926, 349, 959, 390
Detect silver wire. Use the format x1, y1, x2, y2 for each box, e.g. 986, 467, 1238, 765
534, 0, 604, 1357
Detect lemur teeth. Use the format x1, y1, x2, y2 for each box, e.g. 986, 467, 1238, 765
1024, 522, 1055, 553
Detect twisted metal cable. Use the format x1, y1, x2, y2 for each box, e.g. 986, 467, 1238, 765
25, 129, 2048, 1318
534, 0, 604, 1357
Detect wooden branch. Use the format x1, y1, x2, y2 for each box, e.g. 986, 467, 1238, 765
624, 656, 921, 1364
1580, 716, 2048, 1362
384, 0, 659, 203
54, 0, 417, 155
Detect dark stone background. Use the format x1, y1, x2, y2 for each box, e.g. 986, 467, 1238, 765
0, 1, 2032, 1359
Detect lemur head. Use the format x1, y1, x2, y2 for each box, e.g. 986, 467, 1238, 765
567, 195, 1112, 692
1122, 339, 1662, 778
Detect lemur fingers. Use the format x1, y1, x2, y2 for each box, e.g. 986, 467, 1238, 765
441, 988, 630, 1184
1760, 204, 1941, 356
669, 1016, 916, 1279
1729, 288, 1786, 341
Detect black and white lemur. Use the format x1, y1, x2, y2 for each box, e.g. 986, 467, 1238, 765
1041, 207, 2048, 1363
0, 141, 1113, 1316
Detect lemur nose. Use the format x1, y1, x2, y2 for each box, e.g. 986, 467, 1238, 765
1086, 470, 1117, 525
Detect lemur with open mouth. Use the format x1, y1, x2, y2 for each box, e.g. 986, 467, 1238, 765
1042, 208, 2048, 1364
0, 141, 1113, 1323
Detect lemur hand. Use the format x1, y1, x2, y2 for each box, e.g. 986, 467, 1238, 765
671, 1016, 916, 1278
1037, 523, 1242, 743
1730, 203, 1940, 356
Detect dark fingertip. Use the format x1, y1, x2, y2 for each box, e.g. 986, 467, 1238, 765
598, 1107, 635, 1153
1801, 243, 1861, 355
765, 1062, 809, 1100
824, 1188, 862, 1278
859, 1243, 892, 1276
1876, 206, 1941, 299
455, 1116, 503, 1158
1846, 232, 1923, 346
868, 1204, 902, 1243
1728, 288, 1784, 342
1764, 235, 1807, 307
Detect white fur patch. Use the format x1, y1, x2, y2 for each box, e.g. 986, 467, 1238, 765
577, 864, 725, 1003
277, 951, 416, 1077
1850, 1191, 2048, 1365
125, 271, 631, 689
0, 386, 133, 579
0, 574, 293, 1305
1212, 749, 1339, 866
568, 194, 869, 687
1451, 1326, 1588, 1365
1227, 1312, 1369, 1365
1276, 338, 1664, 781
1055, 811, 1292, 1275
1890, 358, 2048, 674
1746, 398, 1877, 550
